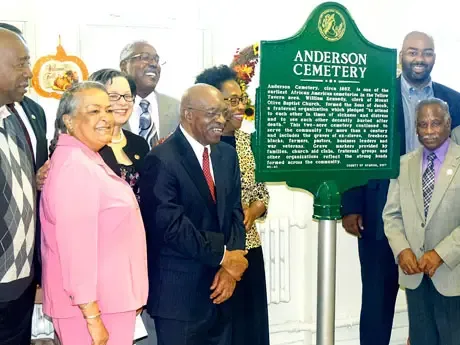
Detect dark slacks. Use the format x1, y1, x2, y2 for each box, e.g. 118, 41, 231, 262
155, 303, 231, 345
406, 275, 460, 345
0, 281, 36, 345
358, 238, 399, 345
231, 246, 270, 345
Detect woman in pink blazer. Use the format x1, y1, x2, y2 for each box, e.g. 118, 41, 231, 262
40, 81, 148, 345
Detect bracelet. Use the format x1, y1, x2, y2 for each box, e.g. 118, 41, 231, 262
84, 312, 101, 319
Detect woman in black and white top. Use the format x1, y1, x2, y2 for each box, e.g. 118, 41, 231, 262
89, 69, 149, 203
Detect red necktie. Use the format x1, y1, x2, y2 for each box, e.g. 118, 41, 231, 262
202, 147, 216, 202
7, 103, 34, 163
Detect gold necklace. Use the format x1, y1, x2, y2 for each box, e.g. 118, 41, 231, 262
111, 131, 124, 144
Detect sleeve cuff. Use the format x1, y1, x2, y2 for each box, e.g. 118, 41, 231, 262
219, 245, 226, 265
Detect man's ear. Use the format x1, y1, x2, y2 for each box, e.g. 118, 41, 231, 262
120, 60, 127, 73
184, 109, 193, 122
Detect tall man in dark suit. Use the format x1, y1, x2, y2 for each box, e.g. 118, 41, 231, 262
140, 83, 248, 345
341, 31, 460, 345
0, 24, 48, 289
0, 27, 47, 345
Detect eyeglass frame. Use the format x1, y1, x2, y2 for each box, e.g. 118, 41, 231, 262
224, 95, 249, 107
125, 52, 167, 66
108, 93, 135, 103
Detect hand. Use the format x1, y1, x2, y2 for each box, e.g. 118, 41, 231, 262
34, 286, 43, 304
210, 268, 236, 304
136, 307, 143, 316
221, 249, 248, 281
86, 317, 109, 345
153, 132, 172, 147
36, 160, 50, 191
243, 207, 257, 232
342, 214, 363, 238
398, 248, 421, 275
418, 250, 443, 277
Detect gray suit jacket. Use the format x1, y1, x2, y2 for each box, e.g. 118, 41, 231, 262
383, 139, 460, 296
451, 126, 460, 145
124, 91, 180, 145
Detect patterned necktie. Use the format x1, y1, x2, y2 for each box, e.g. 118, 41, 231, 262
422, 152, 436, 218
202, 147, 216, 202
138, 99, 158, 146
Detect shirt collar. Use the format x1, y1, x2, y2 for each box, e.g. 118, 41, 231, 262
423, 138, 450, 163
134, 90, 158, 108
56, 134, 105, 164
0, 105, 11, 120
401, 74, 433, 96
179, 125, 211, 159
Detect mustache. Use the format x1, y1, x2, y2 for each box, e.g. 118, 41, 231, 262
420, 135, 438, 140
144, 67, 158, 73
411, 62, 428, 67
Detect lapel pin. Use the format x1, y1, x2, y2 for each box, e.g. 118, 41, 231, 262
31, 114, 36, 120
447, 169, 453, 175
134, 154, 140, 160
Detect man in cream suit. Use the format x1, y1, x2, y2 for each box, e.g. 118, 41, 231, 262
120, 40, 180, 148
383, 97, 460, 345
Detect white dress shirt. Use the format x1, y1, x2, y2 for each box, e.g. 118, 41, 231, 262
179, 125, 214, 181
129, 91, 160, 138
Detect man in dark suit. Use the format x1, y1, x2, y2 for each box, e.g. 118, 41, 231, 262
341, 31, 460, 345
0, 27, 47, 345
140, 83, 248, 345
0, 24, 48, 287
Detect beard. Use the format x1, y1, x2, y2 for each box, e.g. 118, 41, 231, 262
401, 61, 433, 86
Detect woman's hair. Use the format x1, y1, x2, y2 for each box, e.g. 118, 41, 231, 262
89, 68, 137, 97
194, 64, 237, 90
49, 81, 107, 156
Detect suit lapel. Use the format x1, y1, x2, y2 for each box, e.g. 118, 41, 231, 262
409, 149, 425, 220
211, 145, 226, 231
156, 93, 169, 137
426, 141, 460, 224
175, 130, 216, 213
19, 101, 36, 131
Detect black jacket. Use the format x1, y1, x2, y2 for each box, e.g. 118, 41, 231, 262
99, 129, 149, 177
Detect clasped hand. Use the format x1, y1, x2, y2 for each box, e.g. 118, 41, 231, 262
210, 249, 248, 304
398, 248, 443, 278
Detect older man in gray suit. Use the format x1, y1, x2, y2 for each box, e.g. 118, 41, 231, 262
383, 97, 460, 345
120, 40, 180, 148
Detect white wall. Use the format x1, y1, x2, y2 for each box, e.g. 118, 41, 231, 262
3, 1, 458, 344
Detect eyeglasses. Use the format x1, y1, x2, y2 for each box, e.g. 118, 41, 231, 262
108, 93, 134, 102
187, 107, 231, 120
224, 95, 249, 107
127, 53, 166, 66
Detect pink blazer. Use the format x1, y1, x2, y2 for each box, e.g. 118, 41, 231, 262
40, 134, 148, 318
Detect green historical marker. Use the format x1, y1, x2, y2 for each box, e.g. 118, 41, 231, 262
253, 2, 399, 345
254, 2, 399, 218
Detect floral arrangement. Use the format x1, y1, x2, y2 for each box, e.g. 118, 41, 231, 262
230, 43, 259, 121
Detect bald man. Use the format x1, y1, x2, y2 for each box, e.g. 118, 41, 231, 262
140, 84, 247, 345
341, 31, 460, 345
0, 28, 43, 345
